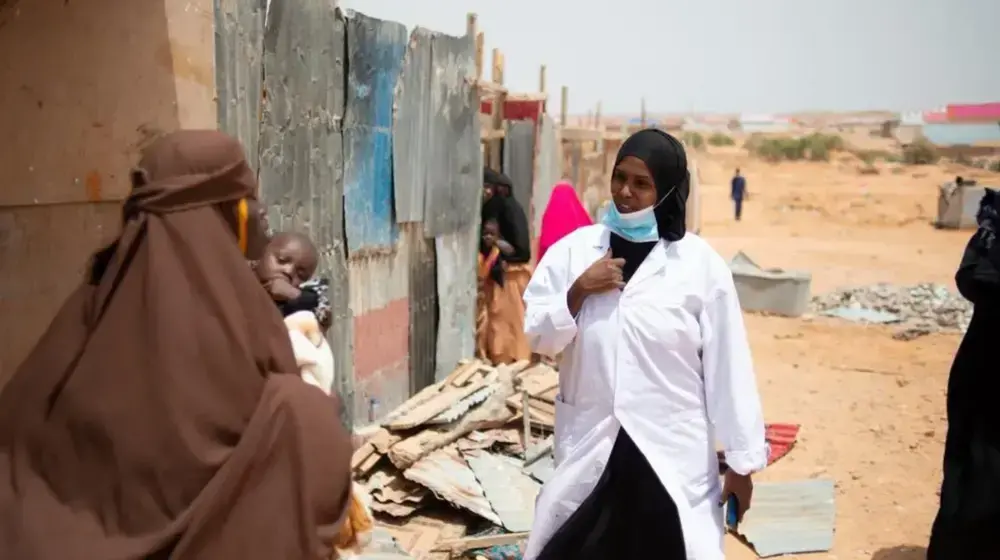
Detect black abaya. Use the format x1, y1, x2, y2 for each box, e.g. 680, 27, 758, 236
928, 189, 1000, 559
537, 430, 687, 560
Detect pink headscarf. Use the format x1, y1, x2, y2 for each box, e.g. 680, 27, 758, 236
538, 182, 593, 263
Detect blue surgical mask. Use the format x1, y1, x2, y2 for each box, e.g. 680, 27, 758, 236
601, 187, 676, 243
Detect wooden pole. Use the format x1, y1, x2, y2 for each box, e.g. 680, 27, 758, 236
489, 49, 505, 170
560, 86, 568, 127
595, 102, 602, 128
466, 14, 482, 80
640, 97, 647, 128
538, 65, 547, 113
475, 32, 484, 80
466, 12, 477, 37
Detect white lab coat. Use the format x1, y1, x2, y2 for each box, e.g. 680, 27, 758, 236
522, 224, 767, 560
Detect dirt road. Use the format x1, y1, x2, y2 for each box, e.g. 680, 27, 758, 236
697, 147, 999, 560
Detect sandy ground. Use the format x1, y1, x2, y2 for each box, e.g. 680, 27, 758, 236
697, 147, 1000, 560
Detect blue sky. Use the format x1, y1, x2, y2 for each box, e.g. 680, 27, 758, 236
339, 0, 999, 115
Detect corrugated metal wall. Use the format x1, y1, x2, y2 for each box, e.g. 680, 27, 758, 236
394, 29, 438, 394
532, 115, 561, 237
343, 12, 406, 253
215, 2, 481, 425
503, 120, 536, 229
423, 33, 481, 238
392, 27, 434, 224
255, 0, 355, 425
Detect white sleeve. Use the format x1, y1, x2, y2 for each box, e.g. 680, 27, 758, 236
701, 271, 768, 475
522, 241, 579, 357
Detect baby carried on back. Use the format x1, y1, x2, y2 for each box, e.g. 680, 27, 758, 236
255, 231, 372, 557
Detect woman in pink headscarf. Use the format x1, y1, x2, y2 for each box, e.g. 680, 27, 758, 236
537, 182, 593, 263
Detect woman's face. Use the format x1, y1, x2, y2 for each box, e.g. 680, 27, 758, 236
610, 156, 658, 213
483, 183, 496, 202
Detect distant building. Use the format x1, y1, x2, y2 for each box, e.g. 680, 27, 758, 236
738, 113, 792, 134
947, 103, 1000, 124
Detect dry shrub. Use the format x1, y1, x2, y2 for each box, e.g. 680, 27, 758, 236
682, 132, 705, 150
708, 133, 735, 147
902, 139, 939, 165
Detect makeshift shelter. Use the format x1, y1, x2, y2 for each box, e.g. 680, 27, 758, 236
936, 181, 989, 229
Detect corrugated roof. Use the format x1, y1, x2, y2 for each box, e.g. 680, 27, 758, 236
463, 449, 541, 532
403, 445, 502, 525
737, 479, 836, 558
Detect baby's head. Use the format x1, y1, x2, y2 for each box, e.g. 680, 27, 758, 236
256, 232, 319, 287
481, 218, 500, 247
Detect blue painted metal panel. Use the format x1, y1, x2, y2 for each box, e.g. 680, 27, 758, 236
343, 11, 407, 254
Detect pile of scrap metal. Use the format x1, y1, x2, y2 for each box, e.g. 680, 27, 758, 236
350, 359, 559, 559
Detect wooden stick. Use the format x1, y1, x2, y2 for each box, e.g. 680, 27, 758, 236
539, 65, 547, 93
433, 532, 531, 553
467, 13, 482, 80
560, 86, 569, 126
521, 390, 531, 456
475, 32, 484, 81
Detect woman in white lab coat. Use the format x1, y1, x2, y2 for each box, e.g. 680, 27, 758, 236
522, 129, 768, 560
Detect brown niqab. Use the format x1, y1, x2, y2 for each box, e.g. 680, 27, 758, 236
0, 130, 353, 559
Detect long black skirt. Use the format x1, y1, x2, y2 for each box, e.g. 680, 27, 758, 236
536, 429, 687, 560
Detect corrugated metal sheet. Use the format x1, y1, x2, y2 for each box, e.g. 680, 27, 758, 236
348, 230, 411, 422
503, 120, 536, 231
434, 224, 478, 382
406, 222, 437, 394
947, 102, 1000, 123
258, 0, 355, 427
403, 445, 501, 525
356, 527, 415, 559
524, 453, 555, 484
213, 0, 265, 172
422, 32, 480, 238
531, 115, 560, 236
343, 11, 406, 254
922, 123, 1000, 147
463, 449, 540, 532
738, 479, 836, 558
392, 28, 434, 224
764, 423, 799, 466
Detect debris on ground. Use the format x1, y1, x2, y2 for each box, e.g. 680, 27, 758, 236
350, 359, 558, 559
811, 282, 972, 339
351, 359, 803, 558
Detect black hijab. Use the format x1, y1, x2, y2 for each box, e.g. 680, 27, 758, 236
608, 129, 690, 282
480, 168, 531, 264
613, 128, 690, 242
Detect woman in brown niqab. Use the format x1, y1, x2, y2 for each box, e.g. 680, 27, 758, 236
0, 130, 354, 559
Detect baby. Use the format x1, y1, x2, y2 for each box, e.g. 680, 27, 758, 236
256, 232, 373, 555
255, 232, 334, 395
